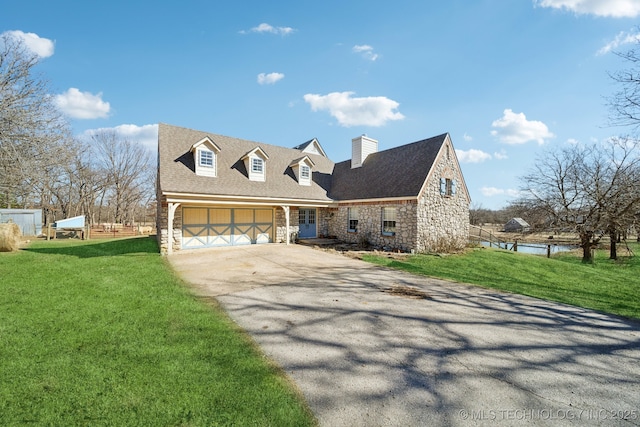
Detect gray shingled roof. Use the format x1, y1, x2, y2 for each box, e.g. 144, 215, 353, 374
158, 123, 334, 201
158, 124, 448, 202
329, 134, 448, 200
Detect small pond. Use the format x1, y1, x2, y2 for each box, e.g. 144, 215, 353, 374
479, 241, 578, 256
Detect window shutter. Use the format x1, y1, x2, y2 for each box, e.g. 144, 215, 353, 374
451, 179, 457, 195
440, 178, 446, 195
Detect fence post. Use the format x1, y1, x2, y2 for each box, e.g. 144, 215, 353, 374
513, 239, 518, 252
547, 244, 551, 258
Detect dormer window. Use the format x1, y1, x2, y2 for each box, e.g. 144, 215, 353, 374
241, 147, 269, 182
301, 165, 310, 179
252, 157, 264, 174
199, 150, 214, 168
190, 137, 221, 177
289, 156, 315, 186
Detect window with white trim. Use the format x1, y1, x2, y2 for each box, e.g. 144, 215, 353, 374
348, 207, 359, 232
382, 207, 396, 236
199, 149, 214, 168
252, 157, 264, 174
298, 164, 311, 185
301, 165, 310, 179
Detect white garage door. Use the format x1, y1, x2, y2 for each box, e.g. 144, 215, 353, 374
182, 207, 274, 248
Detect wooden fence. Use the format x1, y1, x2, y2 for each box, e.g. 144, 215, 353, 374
469, 225, 511, 249
469, 225, 579, 257
89, 224, 154, 239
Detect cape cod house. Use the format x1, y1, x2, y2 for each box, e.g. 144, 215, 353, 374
157, 123, 470, 254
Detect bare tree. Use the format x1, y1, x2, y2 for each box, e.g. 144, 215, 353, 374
39, 139, 109, 225
91, 130, 152, 224
595, 137, 640, 259
518, 140, 640, 262
608, 37, 640, 131
0, 33, 70, 208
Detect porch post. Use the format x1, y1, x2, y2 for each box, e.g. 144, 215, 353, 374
167, 202, 181, 255
280, 205, 290, 245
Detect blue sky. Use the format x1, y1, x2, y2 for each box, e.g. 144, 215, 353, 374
3, 0, 640, 209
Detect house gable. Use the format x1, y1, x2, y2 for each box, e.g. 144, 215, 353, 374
419, 133, 470, 204
293, 138, 327, 157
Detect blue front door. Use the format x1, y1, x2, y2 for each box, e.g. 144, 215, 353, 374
298, 208, 316, 238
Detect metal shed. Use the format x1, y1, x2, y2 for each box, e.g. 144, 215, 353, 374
0, 209, 43, 236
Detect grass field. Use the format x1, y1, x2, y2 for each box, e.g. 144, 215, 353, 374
0, 237, 315, 426
364, 245, 640, 320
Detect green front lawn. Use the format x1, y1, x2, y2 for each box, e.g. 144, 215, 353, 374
364, 245, 640, 320
0, 237, 315, 426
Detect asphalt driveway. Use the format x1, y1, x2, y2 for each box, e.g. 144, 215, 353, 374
168, 244, 640, 426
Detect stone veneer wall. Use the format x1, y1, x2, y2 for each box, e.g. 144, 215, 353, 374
317, 208, 330, 237
156, 201, 183, 254
415, 149, 470, 253
327, 201, 417, 252
275, 207, 299, 243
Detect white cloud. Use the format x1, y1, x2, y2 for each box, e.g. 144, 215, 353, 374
534, 0, 640, 17
241, 23, 295, 36
2, 30, 54, 58
567, 138, 580, 145
493, 150, 508, 159
597, 30, 640, 55
481, 187, 504, 197
463, 133, 473, 142
83, 124, 158, 152
352, 44, 379, 61
303, 91, 405, 127
481, 187, 521, 197
456, 148, 492, 163
257, 72, 285, 85
491, 109, 554, 145
54, 88, 110, 119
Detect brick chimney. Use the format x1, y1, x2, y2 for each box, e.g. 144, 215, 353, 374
351, 135, 378, 168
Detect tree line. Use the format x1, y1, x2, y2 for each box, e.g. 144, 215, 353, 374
0, 33, 154, 227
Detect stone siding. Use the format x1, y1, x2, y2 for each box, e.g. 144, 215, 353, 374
275, 207, 299, 243
156, 200, 182, 254
327, 201, 417, 251
317, 208, 330, 237
415, 149, 469, 252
